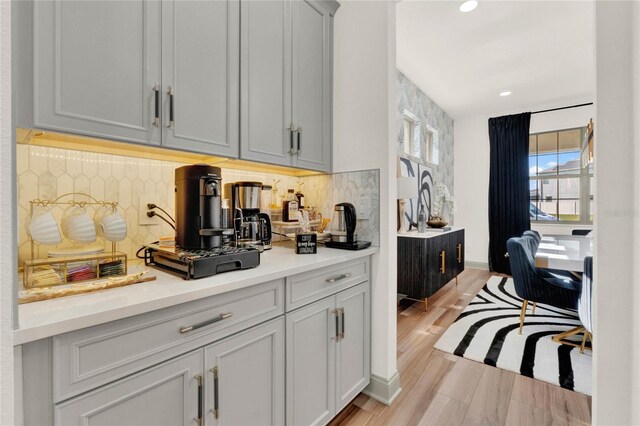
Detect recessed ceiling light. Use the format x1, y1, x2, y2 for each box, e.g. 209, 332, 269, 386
499, 91, 512, 97
459, 0, 478, 13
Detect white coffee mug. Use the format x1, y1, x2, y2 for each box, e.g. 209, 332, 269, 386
28, 206, 62, 245
62, 206, 97, 243
95, 208, 127, 242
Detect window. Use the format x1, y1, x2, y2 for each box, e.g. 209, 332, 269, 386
401, 110, 439, 165
529, 126, 593, 223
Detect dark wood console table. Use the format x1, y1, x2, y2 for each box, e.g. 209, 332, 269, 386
397, 228, 465, 310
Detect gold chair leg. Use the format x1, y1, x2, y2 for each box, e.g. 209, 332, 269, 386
531, 302, 537, 315
519, 300, 528, 334
580, 331, 588, 353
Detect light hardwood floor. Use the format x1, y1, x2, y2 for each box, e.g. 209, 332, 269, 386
331, 268, 592, 426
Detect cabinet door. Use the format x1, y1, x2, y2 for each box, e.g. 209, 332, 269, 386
34, 0, 161, 145
426, 236, 447, 297
291, 0, 332, 172
161, 0, 239, 157
240, 0, 293, 167
286, 296, 336, 426
335, 282, 370, 412
55, 350, 203, 426
204, 318, 285, 426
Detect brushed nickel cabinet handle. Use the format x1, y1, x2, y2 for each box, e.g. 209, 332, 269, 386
194, 374, 203, 426
326, 273, 351, 284
296, 127, 301, 154
211, 367, 219, 419
339, 308, 345, 339
289, 124, 296, 154
179, 312, 232, 334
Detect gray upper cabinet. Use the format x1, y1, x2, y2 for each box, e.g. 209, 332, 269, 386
240, 0, 337, 173
240, 0, 292, 167
161, 0, 239, 157
291, 0, 332, 172
32, 0, 162, 146
204, 318, 285, 426
55, 350, 203, 426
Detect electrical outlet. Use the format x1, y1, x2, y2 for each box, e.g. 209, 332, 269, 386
139, 196, 159, 226
357, 196, 370, 220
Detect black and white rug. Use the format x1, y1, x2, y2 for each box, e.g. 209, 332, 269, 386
434, 276, 592, 395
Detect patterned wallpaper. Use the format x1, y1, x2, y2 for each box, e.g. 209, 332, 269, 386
16, 145, 380, 264
397, 71, 454, 196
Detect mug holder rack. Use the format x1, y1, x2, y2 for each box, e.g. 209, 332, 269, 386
25, 192, 127, 289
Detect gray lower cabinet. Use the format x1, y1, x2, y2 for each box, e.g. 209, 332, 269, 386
240, 0, 337, 172
204, 318, 285, 426
55, 350, 203, 426
286, 281, 370, 426
29, 0, 162, 146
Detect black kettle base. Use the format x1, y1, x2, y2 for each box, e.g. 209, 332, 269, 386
324, 240, 372, 251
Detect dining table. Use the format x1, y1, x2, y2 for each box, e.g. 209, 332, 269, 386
535, 233, 593, 272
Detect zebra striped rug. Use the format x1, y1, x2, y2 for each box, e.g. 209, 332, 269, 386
434, 276, 592, 395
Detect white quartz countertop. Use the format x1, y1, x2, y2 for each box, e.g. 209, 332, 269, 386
14, 245, 379, 345
397, 226, 464, 239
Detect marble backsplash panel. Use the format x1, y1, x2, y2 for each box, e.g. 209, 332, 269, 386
16, 145, 380, 264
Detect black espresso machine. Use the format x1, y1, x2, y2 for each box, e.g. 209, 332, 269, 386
144, 164, 260, 279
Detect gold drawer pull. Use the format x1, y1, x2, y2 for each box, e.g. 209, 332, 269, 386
180, 312, 232, 334
457, 243, 462, 263
440, 251, 446, 274
326, 273, 351, 284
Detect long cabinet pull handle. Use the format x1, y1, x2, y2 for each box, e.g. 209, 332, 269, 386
326, 273, 351, 284
211, 367, 219, 419
296, 127, 301, 154
440, 250, 446, 274
289, 124, 296, 154
195, 374, 203, 426
153, 83, 160, 127
333, 309, 339, 339
180, 312, 232, 334
339, 308, 345, 339
457, 243, 462, 263
167, 86, 175, 129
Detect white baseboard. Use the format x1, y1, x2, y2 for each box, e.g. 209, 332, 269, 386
465, 260, 489, 270
362, 371, 401, 406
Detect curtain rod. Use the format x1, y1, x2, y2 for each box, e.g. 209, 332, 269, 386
531, 102, 593, 115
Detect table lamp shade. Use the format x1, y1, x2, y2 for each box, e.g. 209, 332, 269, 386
397, 177, 416, 200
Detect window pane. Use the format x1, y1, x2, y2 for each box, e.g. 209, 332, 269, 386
558, 199, 580, 221
529, 156, 538, 177
537, 200, 558, 221
537, 153, 558, 176
558, 177, 581, 199
539, 178, 557, 201
558, 129, 581, 152
557, 150, 580, 174
529, 180, 539, 201
529, 135, 537, 155
537, 132, 557, 154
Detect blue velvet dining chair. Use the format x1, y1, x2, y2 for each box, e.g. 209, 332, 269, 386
506, 237, 582, 334
553, 256, 593, 352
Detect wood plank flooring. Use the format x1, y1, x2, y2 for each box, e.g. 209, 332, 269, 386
331, 268, 592, 426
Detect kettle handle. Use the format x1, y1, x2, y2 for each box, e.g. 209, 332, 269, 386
338, 202, 357, 236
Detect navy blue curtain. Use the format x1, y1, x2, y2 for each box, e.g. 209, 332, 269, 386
488, 112, 531, 274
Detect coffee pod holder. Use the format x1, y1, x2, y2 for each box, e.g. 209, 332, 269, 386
24, 192, 128, 289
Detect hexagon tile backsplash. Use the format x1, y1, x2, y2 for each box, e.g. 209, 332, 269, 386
16, 145, 380, 264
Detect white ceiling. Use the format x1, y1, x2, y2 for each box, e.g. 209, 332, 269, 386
396, 0, 595, 119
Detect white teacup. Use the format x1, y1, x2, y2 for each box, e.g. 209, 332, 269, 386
95, 208, 127, 242
62, 206, 97, 243
28, 207, 62, 245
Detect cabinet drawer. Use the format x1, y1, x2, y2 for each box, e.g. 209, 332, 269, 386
286, 258, 369, 311
53, 279, 284, 403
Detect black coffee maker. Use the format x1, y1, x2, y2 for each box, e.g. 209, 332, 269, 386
225, 182, 272, 250
175, 164, 233, 249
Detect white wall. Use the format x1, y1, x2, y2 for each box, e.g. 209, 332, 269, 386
593, 2, 640, 423
0, 0, 14, 424
454, 106, 594, 267
333, 1, 398, 390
